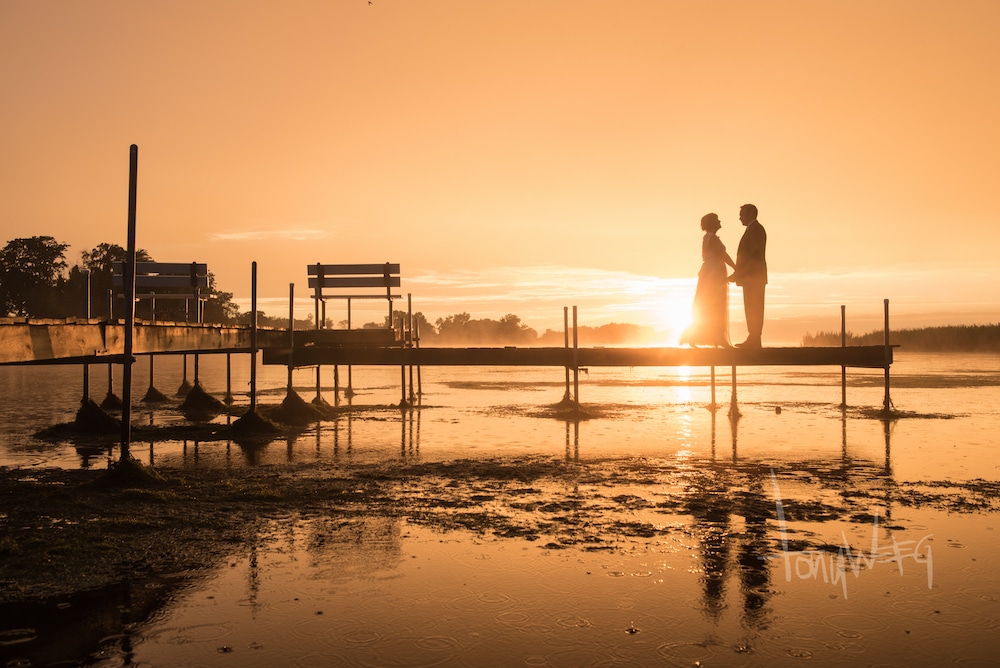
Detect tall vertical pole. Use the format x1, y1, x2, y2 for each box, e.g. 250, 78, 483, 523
106, 289, 114, 400
729, 365, 739, 418
399, 314, 408, 407
407, 294, 415, 404
415, 320, 423, 398
710, 366, 716, 408
314, 264, 322, 404
120, 144, 138, 461
572, 306, 579, 410
840, 305, 847, 408
563, 307, 571, 402
345, 296, 353, 397
287, 283, 294, 393
82, 270, 91, 403
250, 261, 258, 412
224, 353, 233, 404
882, 299, 891, 415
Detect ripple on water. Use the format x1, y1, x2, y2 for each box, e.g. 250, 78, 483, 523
822, 611, 890, 635
0, 628, 37, 646
538, 647, 625, 668
655, 641, 717, 662
449, 590, 517, 612
140, 622, 234, 644
555, 614, 593, 628
495, 610, 531, 626
291, 652, 352, 668
924, 604, 1000, 630
958, 586, 1000, 603
347, 635, 460, 668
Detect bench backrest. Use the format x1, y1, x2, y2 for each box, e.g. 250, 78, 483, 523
112, 261, 210, 322
307, 263, 400, 299
112, 262, 209, 293
307, 262, 400, 329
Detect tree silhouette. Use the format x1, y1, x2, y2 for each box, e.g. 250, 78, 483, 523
0, 236, 70, 317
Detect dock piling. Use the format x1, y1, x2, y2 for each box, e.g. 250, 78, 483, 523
572, 306, 580, 411
841, 305, 848, 408
882, 299, 892, 416
120, 143, 138, 460
562, 307, 571, 404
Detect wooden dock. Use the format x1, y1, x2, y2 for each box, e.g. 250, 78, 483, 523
0, 318, 285, 365
261, 342, 891, 369
0, 316, 895, 414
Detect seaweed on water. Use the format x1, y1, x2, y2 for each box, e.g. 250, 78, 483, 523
266, 389, 326, 426
97, 456, 166, 488
75, 398, 121, 433
223, 409, 282, 439
141, 385, 170, 403
178, 383, 225, 414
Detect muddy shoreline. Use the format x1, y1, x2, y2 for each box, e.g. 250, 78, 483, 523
3, 450, 996, 606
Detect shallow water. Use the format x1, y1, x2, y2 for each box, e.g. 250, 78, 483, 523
1, 352, 999, 665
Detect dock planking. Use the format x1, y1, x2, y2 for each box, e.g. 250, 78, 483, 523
0, 320, 891, 370
261, 343, 892, 369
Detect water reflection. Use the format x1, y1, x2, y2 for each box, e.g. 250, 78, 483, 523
0, 410, 962, 667
0, 575, 190, 668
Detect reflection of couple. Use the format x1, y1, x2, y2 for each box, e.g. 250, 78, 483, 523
680, 203, 767, 349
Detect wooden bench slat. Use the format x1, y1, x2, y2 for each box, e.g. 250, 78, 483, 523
113, 276, 210, 289
113, 261, 208, 276
308, 263, 400, 276
312, 294, 402, 300
308, 276, 401, 289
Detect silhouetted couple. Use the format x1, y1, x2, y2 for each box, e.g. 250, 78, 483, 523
679, 203, 767, 349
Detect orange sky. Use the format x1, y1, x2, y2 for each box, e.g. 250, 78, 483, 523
2, 1, 998, 343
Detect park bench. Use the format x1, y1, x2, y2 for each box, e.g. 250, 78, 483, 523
112, 261, 209, 323
306, 262, 401, 340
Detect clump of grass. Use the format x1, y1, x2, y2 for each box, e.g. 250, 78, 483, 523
179, 383, 225, 414
98, 456, 166, 488
266, 389, 325, 426
75, 398, 121, 432
225, 408, 282, 438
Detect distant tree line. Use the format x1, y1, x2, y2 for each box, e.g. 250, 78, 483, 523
802, 324, 1000, 352
0, 236, 239, 323
0, 236, 656, 345
358, 311, 658, 346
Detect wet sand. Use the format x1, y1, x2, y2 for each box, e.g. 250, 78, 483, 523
2, 448, 994, 604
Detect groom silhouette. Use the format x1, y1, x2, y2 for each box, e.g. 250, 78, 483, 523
729, 203, 767, 348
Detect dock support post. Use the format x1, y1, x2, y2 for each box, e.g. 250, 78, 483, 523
415, 320, 423, 398
840, 305, 847, 408
120, 143, 138, 461
562, 307, 571, 403
407, 294, 416, 404
728, 364, 740, 418
312, 267, 325, 407
224, 353, 234, 404
710, 366, 716, 408
345, 297, 355, 398
333, 365, 340, 406
881, 299, 892, 416
572, 306, 580, 411
399, 314, 409, 408
250, 261, 258, 413
82, 270, 91, 403
287, 283, 294, 394
100, 288, 123, 410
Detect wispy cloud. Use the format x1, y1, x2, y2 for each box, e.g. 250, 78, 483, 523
209, 229, 328, 242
